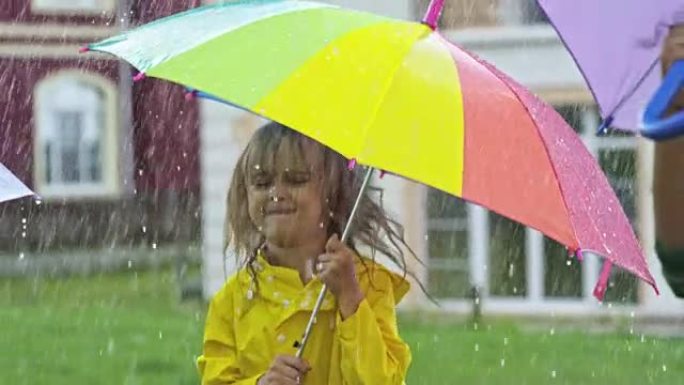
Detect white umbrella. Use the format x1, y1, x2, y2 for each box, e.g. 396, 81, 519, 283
0, 162, 33, 203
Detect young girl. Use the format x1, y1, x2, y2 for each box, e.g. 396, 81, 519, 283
197, 121, 414, 385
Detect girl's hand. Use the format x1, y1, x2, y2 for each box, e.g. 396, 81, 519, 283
316, 234, 364, 319
257, 355, 310, 385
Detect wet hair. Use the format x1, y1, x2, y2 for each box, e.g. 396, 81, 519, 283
225, 121, 423, 287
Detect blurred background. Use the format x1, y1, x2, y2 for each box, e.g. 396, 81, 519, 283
1, 1, 682, 384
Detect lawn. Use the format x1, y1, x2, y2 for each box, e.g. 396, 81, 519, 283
1, 269, 682, 385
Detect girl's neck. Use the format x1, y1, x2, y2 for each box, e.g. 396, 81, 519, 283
263, 238, 326, 284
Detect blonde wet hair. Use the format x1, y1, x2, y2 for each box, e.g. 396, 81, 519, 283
225, 121, 421, 285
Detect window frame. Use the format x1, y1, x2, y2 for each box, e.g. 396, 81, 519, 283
33, 70, 121, 200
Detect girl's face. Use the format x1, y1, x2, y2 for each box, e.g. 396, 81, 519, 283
245, 139, 328, 248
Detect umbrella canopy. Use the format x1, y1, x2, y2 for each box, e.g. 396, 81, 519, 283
0, 162, 33, 203
86, 0, 656, 299
537, 0, 684, 138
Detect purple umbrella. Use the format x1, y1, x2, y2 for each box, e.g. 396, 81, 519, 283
538, 0, 684, 139
0, 162, 33, 203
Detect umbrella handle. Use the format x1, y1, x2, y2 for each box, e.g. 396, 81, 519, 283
641, 59, 684, 140
295, 166, 375, 359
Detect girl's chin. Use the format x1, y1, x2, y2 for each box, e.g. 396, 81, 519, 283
264, 227, 326, 248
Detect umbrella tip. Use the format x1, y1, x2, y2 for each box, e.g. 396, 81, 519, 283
185, 90, 198, 101
133, 72, 146, 82
422, 0, 445, 30
597, 115, 614, 136
78, 45, 90, 54
592, 260, 613, 301
347, 158, 357, 171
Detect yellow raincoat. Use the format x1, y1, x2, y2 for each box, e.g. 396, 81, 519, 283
197, 253, 411, 385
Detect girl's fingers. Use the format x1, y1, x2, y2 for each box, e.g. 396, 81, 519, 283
272, 363, 300, 380
277, 355, 311, 373
325, 234, 342, 253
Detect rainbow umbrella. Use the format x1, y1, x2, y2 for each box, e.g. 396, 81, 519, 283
85, 0, 657, 353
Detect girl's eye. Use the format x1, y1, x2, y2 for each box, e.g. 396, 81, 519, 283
286, 172, 311, 185
251, 174, 272, 188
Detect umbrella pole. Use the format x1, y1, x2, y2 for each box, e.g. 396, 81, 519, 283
296, 166, 375, 358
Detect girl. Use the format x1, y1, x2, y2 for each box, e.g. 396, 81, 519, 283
197, 121, 414, 385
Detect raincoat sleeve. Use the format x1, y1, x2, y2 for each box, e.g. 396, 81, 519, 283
335, 270, 411, 385
197, 280, 262, 385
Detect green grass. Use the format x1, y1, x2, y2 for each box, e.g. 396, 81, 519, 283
1, 270, 683, 385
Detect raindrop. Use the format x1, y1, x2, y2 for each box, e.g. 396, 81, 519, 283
21, 232, 26, 238
662, 365, 667, 372
503, 337, 509, 346
474, 343, 479, 352
127, 260, 132, 268
551, 370, 557, 378
566, 260, 572, 266
152, 243, 157, 250
35, 199, 42, 205
319, 222, 325, 228
500, 358, 505, 367
142, 226, 147, 233
640, 334, 646, 343
549, 328, 555, 336
138, 169, 143, 176
158, 331, 163, 340
254, 164, 261, 170
18, 253, 24, 260
21, 218, 26, 224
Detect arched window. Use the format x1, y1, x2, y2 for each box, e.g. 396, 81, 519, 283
34, 72, 119, 198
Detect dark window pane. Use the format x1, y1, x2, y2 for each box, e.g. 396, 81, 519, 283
544, 238, 582, 298
489, 213, 526, 297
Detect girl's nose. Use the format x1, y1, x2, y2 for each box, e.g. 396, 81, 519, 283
268, 183, 286, 202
